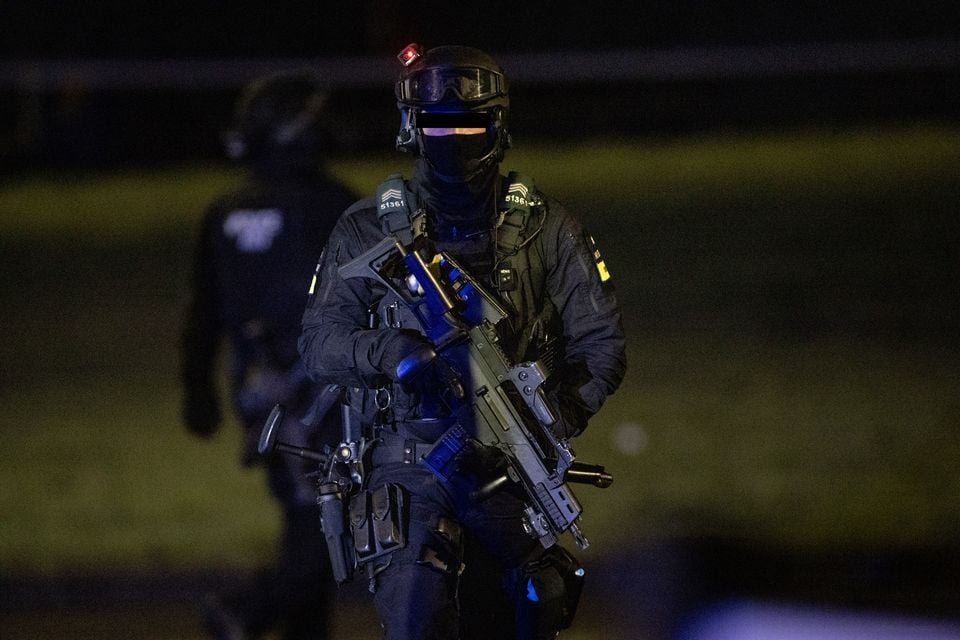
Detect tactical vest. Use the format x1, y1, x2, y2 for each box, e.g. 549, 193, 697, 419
374, 171, 560, 369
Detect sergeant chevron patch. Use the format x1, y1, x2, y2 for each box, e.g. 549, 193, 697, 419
505, 182, 530, 205
380, 188, 405, 210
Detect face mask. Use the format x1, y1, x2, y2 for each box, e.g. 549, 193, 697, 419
420, 133, 493, 178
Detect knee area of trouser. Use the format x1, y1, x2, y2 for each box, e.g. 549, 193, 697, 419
512, 546, 585, 634
372, 514, 464, 639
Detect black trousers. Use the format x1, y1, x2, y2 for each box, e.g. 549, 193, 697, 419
367, 462, 558, 640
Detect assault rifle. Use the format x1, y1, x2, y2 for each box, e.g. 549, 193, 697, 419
339, 236, 612, 550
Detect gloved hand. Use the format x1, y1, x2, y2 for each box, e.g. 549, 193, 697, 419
183, 389, 221, 438
547, 389, 588, 440
377, 330, 436, 382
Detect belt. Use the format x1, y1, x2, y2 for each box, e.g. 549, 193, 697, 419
395, 417, 458, 442
371, 436, 435, 466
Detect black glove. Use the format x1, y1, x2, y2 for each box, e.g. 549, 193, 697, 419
377, 330, 436, 382
183, 388, 221, 438
548, 389, 588, 440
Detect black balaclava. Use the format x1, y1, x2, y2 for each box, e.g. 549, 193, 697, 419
411, 131, 500, 243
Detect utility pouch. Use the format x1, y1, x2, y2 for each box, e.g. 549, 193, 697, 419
349, 491, 373, 558
372, 483, 405, 549
349, 482, 407, 565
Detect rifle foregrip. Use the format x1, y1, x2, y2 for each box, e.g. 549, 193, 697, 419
565, 463, 613, 488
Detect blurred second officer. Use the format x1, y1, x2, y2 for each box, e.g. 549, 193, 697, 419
180, 70, 357, 640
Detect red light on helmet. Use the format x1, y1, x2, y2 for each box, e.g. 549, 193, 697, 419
397, 43, 423, 66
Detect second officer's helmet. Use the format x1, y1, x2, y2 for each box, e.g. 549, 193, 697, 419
394, 44, 511, 178
223, 70, 329, 169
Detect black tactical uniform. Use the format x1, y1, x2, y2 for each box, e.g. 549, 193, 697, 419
180, 71, 357, 640
299, 45, 626, 640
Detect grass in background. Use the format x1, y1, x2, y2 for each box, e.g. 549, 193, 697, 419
584, 334, 960, 552
3, 123, 957, 236
1, 123, 958, 575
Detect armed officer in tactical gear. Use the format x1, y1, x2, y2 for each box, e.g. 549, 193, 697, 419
181, 70, 357, 640
299, 44, 626, 639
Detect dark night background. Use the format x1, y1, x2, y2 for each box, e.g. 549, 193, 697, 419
4, 1, 960, 56
3, 1, 960, 170
2, 3, 960, 639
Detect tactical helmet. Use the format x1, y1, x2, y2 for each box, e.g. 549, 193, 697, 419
223, 70, 329, 166
394, 44, 511, 175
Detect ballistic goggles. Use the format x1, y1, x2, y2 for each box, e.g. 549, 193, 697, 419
397, 67, 506, 105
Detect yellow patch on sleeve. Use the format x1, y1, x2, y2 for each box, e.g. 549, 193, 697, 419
308, 273, 318, 294
596, 259, 611, 282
